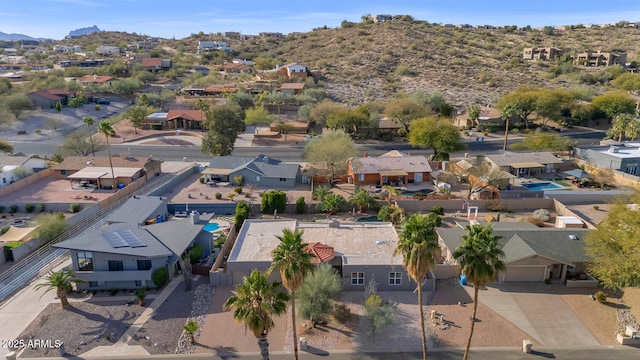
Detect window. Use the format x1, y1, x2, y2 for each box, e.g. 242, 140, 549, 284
625, 164, 638, 175
279, 178, 287, 182
137, 260, 152, 271
60, 170, 68, 175
108, 260, 124, 271
351, 272, 364, 285
88, 281, 99, 288
135, 280, 143, 287
389, 272, 402, 285
358, 173, 365, 182
77, 251, 94, 271
255, 175, 260, 181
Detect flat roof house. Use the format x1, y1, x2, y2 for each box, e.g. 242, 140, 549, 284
224, 219, 423, 291
574, 144, 640, 176
347, 150, 432, 187
483, 151, 564, 176
51, 155, 162, 189
202, 154, 300, 188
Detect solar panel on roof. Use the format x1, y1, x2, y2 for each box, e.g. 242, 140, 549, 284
117, 229, 147, 248
104, 231, 128, 248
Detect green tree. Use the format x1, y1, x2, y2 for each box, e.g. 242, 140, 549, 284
234, 201, 250, 231
228, 92, 255, 110
611, 73, 640, 91
34, 269, 85, 309
500, 103, 519, 151
4, 94, 34, 118
244, 106, 273, 134
608, 113, 635, 141
127, 105, 149, 134
497, 88, 539, 128
349, 189, 377, 213
0, 77, 12, 95
466, 104, 481, 125
317, 193, 346, 214
624, 118, 640, 141
382, 185, 401, 206
82, 117, 96, 156
309, 99, 344, 126
303, 130, 357, 181
312, 185, 331, 202
535, 89, 573, 129
260, 190, 287, 214
201, 104, 245, 156
409, 117, 464, 161
111, 79, 140, 96
297, 263, 342, 325
183, 319, 198, 344
193, 98, 210, 112
295, 196, 306, 214
384, 98, 425, 133
97, 120, 117, 192
270, 228, 315, 360
34, 212, 67, 244
453, 224, 506, 360
510, 131, 574, 152
592, 91, 637, 121
364, 293, 396, 337
394, 213, 441, 360
378, 205, 405, 225
0, 140, 13, 154
585, 194, 640, 289
223, 270, 289, 360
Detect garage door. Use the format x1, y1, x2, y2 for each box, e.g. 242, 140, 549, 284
504, 266, 545, 282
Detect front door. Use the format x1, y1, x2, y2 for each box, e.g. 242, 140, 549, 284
414, 173, 423, 183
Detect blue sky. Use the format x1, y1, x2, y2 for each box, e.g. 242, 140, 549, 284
1, 0, 639, 39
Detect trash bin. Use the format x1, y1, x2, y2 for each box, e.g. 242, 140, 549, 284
522, 339, 532, 353
299, 337, 308, 351
460, 274, 467, 286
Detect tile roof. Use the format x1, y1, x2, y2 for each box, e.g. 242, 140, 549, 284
306, 242, 335, 264
28, 89, 68, 101
142, 57, 162, 68
348, 150, 432, 174
166, 109, 205, 122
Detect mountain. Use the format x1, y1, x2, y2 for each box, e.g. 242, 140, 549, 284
66, 25, 101, 38
0, 31, 41, 41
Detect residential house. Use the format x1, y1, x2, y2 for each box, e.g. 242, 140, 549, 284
437, 222, 591, 282
277, 63, 307, 79
232, 59, 255, 66
259, 32, 284, 39
573, 50, 626, 67
53, 45, 81, 52
54, 59, 113, 69
278, 82, 305, 95
223, 62, 253, 74
202, 154, 300, 188
483, 151, 565, 176
27, 88, 73, 108
54, 211, 214, 290
165, 109, 205, 130
144, 112, 168, 130
222, 219, 424, 291
371, 14, 393, 23
454, 106, 504, 127
522, 47, 564, 61
181, 86, 206, 96
204, 84, 237, 96
574, 144, 640, 176
198, 41, 232, 53
0, 155, 48, 187
96, 46, 120, 55
347, 150, 432, 186
76, 74, 114, 86
51, 155, 162, 189
141, 57, 171, 70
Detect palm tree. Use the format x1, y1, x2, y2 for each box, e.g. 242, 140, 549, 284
467, 104, 481, 126
134, 288, 147, 306
183, 319, 198, 344
97, 120, 117, 192
34, 269, 85, 309
453, 224, 506, 360
382, 185, 401, 206
500, 103, 518, 151
270, 229, 315, 360
348, 189, 377, 213
82, 117, 96, 156
393, 213, 441, 360
126, 105, 148, 134
224, 270, 289, 360
312, 185, 331, 202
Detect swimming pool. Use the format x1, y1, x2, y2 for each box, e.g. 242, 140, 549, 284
521, 182, 565, 191
357, 216, 381, 222
203, 222, 220, 233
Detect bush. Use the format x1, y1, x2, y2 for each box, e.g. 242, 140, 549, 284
486, 200, 505, 211
295, 196, 306, 214
69, 203, 81, 213
214, 234, 226, 248
532, 209, 550, 221
24, 204, 35, 213
334, 303, 351, 323
234, 201, 250, 231
151, 268, 169, 287
430, 205, 445, 216
37, 203, 45, 213
233, 175, 244, 186
260, 190, 287, 214
189, 244, 204, 264
9, 205, 18, 214
199, 177, 205, 184
215, 192, 222, 200
95, 104, 100, 111
594, 290, 607, 304
234, 186, 242, 194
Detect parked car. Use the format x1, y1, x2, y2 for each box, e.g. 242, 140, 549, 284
95, 98, 110, 105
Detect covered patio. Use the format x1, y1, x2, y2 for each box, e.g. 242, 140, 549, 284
378, 169, 408, 187
510, 161, 545, 177
67, 167, 142, 190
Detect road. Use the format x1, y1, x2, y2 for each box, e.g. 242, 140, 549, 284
9, 132, 606, 163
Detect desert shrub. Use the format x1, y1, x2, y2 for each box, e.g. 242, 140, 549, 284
69, 203, 81, 213
532, 209, 550, 221
189, 244, 204, 264
430, 205, 445, 215
215, 192, 222, 199
594, 291, 607, 304
24, 204, 35, 213
199, 177, 205, 184
37, 203, 45, 212
233, 175, 245, 186
295, 196, 306, 214
260, 190, 287, 214
9, 205, 18, 214
334, 303, 351, 323
527, 217, 545, 227
234, 186, 242, 194
486, 200, 505, 211
151, 268, 169, 287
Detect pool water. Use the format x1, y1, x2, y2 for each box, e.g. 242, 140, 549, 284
203, 223, 220, 232
521, 182, 565, 191
357, 216, 381, 222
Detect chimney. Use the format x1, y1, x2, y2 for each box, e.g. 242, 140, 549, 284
329, 218, 340, 228
190, 210, 200, 225
363, 152, 368, 158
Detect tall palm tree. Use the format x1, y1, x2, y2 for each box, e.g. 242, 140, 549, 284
348, 189, 377, 213
500, 103, 518, 151
97, 120, 117, 192
82, 117, 96, 156
382, 185, 401, 206
270, 229, 315, 360
393, 213, 441, 360
453, 224, 506, 360
224, 270, 289, 360
34, 269, 85, 309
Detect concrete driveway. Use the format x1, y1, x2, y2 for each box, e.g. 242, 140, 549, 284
466, 283, 599, 347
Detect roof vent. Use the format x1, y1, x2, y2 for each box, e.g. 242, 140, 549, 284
608, 146, 619, 153
569, 234, 579, 241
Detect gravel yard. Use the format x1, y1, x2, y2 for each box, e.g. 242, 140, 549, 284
17, 300, 139, 358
